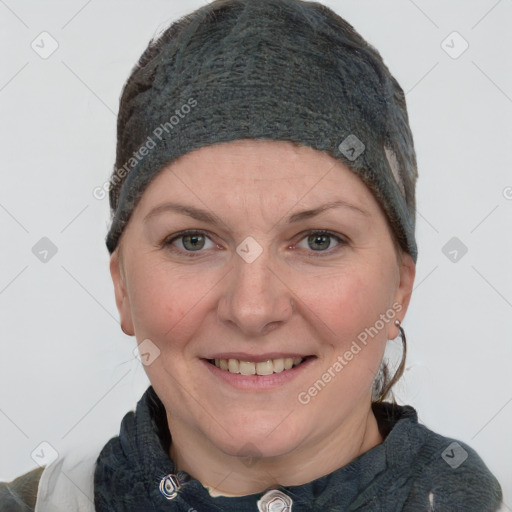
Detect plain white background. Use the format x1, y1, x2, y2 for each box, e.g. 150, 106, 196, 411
1, 0, 511, 506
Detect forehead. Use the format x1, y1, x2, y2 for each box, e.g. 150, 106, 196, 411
138, 139, 373, 207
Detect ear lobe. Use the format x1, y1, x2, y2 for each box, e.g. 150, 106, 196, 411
389, 253, 416, 339
110, 250, 135, 336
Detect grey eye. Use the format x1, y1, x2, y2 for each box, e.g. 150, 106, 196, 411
185, 234, 204, 251
173, 233, 215, 251
299, 233, 340, 251
308, 235, 332, 251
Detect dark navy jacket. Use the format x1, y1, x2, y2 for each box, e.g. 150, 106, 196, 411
0, 386, 503, 511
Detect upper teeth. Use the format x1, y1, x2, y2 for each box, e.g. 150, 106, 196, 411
214, 357, 303, 375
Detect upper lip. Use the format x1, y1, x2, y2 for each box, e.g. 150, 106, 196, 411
203, 352, 313, 363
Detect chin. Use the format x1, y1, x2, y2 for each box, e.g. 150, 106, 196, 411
207, 415, 308, 460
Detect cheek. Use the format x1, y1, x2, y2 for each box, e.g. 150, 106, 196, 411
125, 261, 180, 338
307, 267, 393, 377
308, 268, 391, 338
125, 259, 219, 349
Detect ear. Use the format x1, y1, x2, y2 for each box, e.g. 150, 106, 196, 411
388, 252, 416, 339
110, 249, 135, 336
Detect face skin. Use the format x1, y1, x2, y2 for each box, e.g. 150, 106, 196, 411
110, 139, 415, 496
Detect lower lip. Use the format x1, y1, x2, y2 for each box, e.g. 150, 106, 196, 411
201, 358, 315, 390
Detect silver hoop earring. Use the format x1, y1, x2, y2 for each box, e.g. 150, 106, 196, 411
394, 319, 406, 342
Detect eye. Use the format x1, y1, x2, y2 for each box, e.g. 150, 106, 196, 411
163, 230, 217, 253
161, 229, 348, 257
295, 230, 347, 254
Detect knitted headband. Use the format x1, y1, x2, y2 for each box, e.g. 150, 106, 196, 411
106, 0, 418, 262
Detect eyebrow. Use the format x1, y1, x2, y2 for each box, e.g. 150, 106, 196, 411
143, 200, 369, 225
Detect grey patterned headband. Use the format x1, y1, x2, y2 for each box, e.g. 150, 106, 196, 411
106, 0, 418, 262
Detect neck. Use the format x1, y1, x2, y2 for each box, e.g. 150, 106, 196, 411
167, 401, 384, 497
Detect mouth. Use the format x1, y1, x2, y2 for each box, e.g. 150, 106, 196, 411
205, 356, 313, 376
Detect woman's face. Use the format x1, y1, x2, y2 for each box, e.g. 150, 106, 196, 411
111, 139, 415, 461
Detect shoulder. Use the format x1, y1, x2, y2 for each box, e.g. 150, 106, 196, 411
403, 419, 503, 510
0, 433, 107, 512
373, 402, 503, 511
0, 467, 44, 512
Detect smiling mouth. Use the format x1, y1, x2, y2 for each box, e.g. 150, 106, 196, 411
206, 357, 311, 376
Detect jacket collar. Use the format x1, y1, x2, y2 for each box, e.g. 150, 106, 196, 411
94, 386, 420, 511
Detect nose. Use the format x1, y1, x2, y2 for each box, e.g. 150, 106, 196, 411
217, 246, 295, 336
